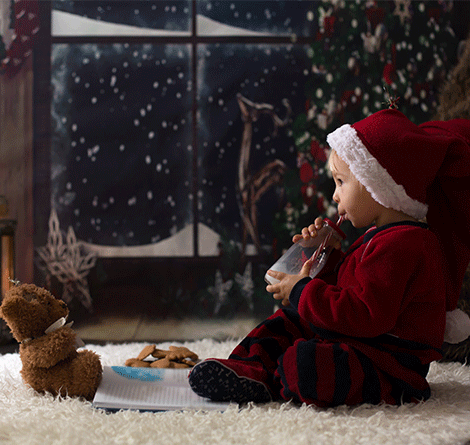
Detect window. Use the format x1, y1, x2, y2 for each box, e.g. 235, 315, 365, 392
34, 1, 316, 327
47, 1, 313, 256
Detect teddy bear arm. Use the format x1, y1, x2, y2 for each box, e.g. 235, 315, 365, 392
21, 327, 78, 368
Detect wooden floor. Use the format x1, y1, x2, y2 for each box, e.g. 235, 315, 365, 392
73, 315, 259, 343
0, 316, 260, 353
0, 317, 258, 353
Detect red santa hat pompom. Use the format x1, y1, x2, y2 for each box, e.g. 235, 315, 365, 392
326, 109, 470, 313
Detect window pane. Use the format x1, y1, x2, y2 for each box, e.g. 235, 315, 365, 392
51, 43, 193, 255
197, 0, 317, 36
52, 1, 191, 36
197, 43, 311, 255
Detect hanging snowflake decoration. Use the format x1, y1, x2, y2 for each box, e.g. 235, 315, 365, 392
393, 0, 412, 26
209, 269, 233, 316
35, 209, 97, 311
235, 262, 254, 312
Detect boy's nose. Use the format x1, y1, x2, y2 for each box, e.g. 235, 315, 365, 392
332, 190, 339, 203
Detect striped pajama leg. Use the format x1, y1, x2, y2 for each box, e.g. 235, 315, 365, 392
189, 307, 315, 403
276, 337, 384, 407
276, 334, 433, 407
219, 307, 387, 406
190, 308, 432, 406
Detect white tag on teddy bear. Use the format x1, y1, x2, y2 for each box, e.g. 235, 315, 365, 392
45, 317, 67, 334
444, 309, 470, 344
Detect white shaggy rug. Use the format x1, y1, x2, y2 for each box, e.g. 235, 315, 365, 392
1, 339, 470, 445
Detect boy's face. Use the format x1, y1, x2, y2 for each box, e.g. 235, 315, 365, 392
330, 152, 383, 228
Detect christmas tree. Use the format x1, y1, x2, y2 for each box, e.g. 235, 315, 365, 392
274, 0, 459, 251
435, 35, 470, 120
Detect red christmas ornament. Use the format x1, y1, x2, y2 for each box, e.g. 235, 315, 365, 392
383, 62, 396, 85
305, 99, 310, 114
310, 140, 327, 162
300, 162, 314, 184
1, 0, 40, 78
323, 16, 336, 38
366, 6, 385, 30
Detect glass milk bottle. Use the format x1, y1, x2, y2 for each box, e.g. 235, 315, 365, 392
265, 217, 346, 285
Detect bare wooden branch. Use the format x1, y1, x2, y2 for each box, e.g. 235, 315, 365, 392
237, 94, 291, 256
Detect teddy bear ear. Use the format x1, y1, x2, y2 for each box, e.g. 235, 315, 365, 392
0, 301, 17, 337
0, 297, 35, 342
0, 301, 9, 318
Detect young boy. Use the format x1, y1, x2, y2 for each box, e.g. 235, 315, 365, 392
189, 109, 470, 407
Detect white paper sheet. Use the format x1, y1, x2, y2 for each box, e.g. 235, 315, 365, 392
92, 366, 230, 412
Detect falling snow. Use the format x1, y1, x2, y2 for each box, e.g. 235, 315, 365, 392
50, 1, 315, 253
51, 41, 193, 247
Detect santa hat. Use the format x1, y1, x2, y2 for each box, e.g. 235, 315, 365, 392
326, 109, 470, 312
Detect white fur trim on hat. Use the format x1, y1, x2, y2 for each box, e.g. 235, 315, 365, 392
326, 124, 428, 220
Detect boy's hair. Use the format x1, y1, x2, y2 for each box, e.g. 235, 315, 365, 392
327, 149, 364, 190
326, 148, 338, 174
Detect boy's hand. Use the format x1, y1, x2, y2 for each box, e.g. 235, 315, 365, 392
292, 217, 325, 244
292, 217, 342, 250
266, 260, 313, 307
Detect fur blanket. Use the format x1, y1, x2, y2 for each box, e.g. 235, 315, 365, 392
1, 339, 470, 445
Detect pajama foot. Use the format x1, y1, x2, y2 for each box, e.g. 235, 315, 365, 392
188, 359, 272, 404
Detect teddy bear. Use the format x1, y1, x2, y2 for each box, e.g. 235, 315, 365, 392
0, 283, 102, 400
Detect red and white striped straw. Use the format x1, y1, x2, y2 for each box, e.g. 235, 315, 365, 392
310, 215, 345, 262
